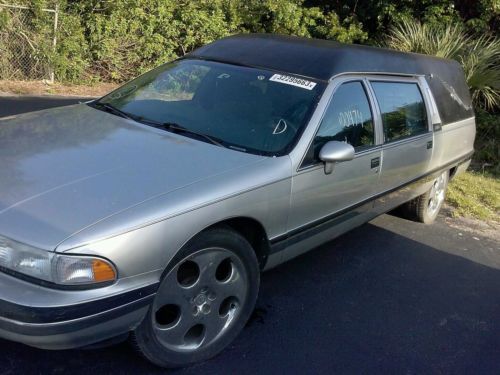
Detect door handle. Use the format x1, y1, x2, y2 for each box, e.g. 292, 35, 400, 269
371, 157, 380, 169
427, 140, 433, 149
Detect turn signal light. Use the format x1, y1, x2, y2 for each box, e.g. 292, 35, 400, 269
92, 259, 117, 282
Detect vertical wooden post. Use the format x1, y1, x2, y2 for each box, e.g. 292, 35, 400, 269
48, 3, 59, 83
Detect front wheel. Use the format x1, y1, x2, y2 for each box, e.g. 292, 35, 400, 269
132, 227, 260, 368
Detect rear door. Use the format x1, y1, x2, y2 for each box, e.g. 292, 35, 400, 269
367, 77, 433, 209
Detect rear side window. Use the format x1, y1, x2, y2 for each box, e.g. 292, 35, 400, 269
371, 82, 428, 142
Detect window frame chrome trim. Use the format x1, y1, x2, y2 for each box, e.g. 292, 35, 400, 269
293, 72, 441, 173
367, 76, 433, 144
418, 76, 442, 127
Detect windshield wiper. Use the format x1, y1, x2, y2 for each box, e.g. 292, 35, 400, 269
162, 122, 225, 148
134, 117, 225, 148
90, 101, 136, 121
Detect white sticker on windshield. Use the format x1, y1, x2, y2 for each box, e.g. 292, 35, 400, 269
269, 74, 317, 90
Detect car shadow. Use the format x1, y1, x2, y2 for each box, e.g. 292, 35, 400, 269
1, 219, 499, 374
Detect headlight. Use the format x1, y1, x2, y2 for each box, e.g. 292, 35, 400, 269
0, 236, 116, 286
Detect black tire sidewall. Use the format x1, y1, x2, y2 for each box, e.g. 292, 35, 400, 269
133, 227, 260, 368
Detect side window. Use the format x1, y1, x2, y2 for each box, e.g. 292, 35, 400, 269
371, 82, 428, 142
304, 81, 374, 165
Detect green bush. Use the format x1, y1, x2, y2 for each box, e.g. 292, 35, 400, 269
1, 0, 498, 84
49, 12, 89, 82
77, 0, 235, 82
48, 0, 367, 82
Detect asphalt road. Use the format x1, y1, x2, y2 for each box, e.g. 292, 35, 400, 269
0, 95, 91, 116
0, 96, 499, 374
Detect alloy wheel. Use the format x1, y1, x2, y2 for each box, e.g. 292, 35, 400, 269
151, 248, 248, 352
427, 171, 447, 216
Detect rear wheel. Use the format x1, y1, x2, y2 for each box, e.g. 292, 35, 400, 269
411, 170, 449, 224
132, 227, 259, 368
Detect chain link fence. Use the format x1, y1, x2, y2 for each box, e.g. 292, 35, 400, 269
0, 3, 58, 82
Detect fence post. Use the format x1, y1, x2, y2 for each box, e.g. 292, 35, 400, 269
48, 3, 59, 83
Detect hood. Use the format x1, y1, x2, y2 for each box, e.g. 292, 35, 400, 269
0, 104, 265, 250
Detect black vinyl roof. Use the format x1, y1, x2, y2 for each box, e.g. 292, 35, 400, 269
190, 34, 474, 124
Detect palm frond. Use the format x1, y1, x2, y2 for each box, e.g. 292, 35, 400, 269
385, 19, 468, 59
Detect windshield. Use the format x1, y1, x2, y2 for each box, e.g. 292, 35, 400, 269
97, 59, 325, 155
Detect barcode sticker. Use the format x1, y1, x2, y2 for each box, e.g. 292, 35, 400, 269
269, 74, 317, 90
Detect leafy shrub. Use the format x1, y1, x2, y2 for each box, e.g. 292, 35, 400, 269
2, 0, 498, 84
239, 0, 367, 43
73, 0, 367, 82
49, 12, 89, 82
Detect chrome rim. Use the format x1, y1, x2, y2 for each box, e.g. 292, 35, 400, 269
152, 248, 248, 352
427, 172, 446, 216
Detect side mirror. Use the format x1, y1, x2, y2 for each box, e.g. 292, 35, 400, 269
319, 141, 355, 174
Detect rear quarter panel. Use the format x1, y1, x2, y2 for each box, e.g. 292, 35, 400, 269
431, 117, 476, 173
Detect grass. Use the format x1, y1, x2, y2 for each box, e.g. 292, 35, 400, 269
447, 171, 500, 221
0, 80, 117, 97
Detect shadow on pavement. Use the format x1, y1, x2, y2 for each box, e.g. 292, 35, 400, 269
1, 220, 499, 374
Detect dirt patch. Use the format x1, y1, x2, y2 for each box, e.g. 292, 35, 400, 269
0, 80, 117, 97
443, 204, 500, 243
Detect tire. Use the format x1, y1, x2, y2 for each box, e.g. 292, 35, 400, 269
412, 170, 449, 224
132, 227, 260, 368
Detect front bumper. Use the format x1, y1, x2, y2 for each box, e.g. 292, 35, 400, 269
0, 271, 158, 350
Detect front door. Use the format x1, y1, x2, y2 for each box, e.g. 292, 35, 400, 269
285, 79, 381, 256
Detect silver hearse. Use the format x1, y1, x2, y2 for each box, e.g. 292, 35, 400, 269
0, 34, 475, 367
